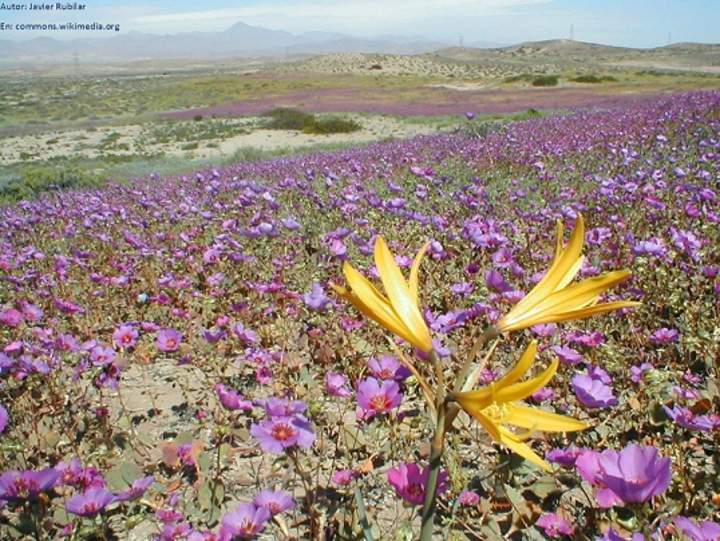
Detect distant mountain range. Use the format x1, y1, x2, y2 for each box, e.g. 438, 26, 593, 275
2, 22, 717, 69
0, 21, 476, 64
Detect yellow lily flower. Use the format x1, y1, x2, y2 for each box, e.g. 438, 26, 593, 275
331, 237, 434, 353
497, 215, 640, 333
450, 341, 587, 470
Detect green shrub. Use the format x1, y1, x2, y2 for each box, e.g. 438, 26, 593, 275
531, 75, 559, 87
571, 74, 618, 83
262, 108, 316, 130
304, 116, 361, 135
262, 108, 361, 134
0, 164, 101, 203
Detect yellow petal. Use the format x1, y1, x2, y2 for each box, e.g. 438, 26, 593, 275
452, 388, 495, 414
467, 408, 502, 443
340, 263, 415, 344
374, 237, 433, 352
518, 270, 632, 323
494, 358, 559, 403
408, 241, 430, 305
495, 340, 537, 388
497, 427, 550, 471
505, 215, 585, 319
554, 220, 563, 259
502, 403, 589, 432
546, 301, 642, 324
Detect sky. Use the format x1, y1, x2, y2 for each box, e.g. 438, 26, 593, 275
1, 0, 718, 47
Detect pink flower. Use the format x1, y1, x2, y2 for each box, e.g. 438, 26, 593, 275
536, 512, 575, 537
156, 329, 182, 352
113, 325, 138, 349
325, 372, 352, 398
457, 490, 480, 506
387, 463, 448, 506
356, 377, 402, 420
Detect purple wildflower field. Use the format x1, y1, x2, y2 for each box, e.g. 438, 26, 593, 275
0, 90, 719, 540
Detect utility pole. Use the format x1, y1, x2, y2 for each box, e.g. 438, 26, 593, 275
569, 24, 574, 41
667, 32, 672, 45
459, 35, 464, 48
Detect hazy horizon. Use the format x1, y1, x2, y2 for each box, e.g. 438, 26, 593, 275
1, 0, 718, 48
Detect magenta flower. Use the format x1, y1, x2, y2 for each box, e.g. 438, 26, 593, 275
572, 373, 618, 409
0, 308, 23, 328
536, 512, 575, 537
253, 489, 295, 515
215, 384, 253, 411
356, 377, 402, 419
157, 329, 182, 352
674, 516, 720, 541
113, 325, 138, 349
250, 416, 315, 454
367, 355, 409, 381
457, 490, 480, 506
596, 528, 645, 541
0, 404, 8, 434
325, 372, 352, 398
219, 503, 271, 541
0, 468, 59, 503
649, 327, 679, 345
387, 463, 448, 506
115, 475, 155, 502
331, 469, 358, 486
66, 487, 115, 517
90, 346, 116, 367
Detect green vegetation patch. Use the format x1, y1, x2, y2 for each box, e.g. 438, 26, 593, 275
262, 108, 361, 134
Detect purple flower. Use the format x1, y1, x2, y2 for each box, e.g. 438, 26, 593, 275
367, 355, 409, 381
649, 327, 679, 345
0, 309, 23, 328
356, 377, 402, 419
465, 111, 475, 120
457, 490, 480, 506
303, 283, 331, 311
572, 374, 618, 409
546, 445, 585, 468
219, 503, 271, 541
578, 445, 671, 508
256, 397, 306, 418
0, 468, 59, 502
632, 239, 667, 258
387, 463, 448, 506
215, 384, 253, 411
253, 489, 295, 515
325, 372, 352, 398
491, 247, 514, 268
596, 529, 645, 541
115, 475, 155, 502
485, 269, 511, 293
630, 363, 653, 384
663, 405, 715, 432
156, 329, 182, 352
232, 323, 258, 345
552, 345, 583, 365
674, 516, 720, 541
0, 404, 8, 434
66, 487, 115, 517
331, 469, 358, 486
250, 416, 315, 454
113, 324, 138, 349
90, 346, 116, 367
536, 512, 575, 537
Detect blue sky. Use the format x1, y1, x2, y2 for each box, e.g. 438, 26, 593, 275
2, 0, 718, 47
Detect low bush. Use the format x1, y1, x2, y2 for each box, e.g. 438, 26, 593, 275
531, 75, 559, 87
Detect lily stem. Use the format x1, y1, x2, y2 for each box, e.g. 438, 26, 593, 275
420, 399, 446, 541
